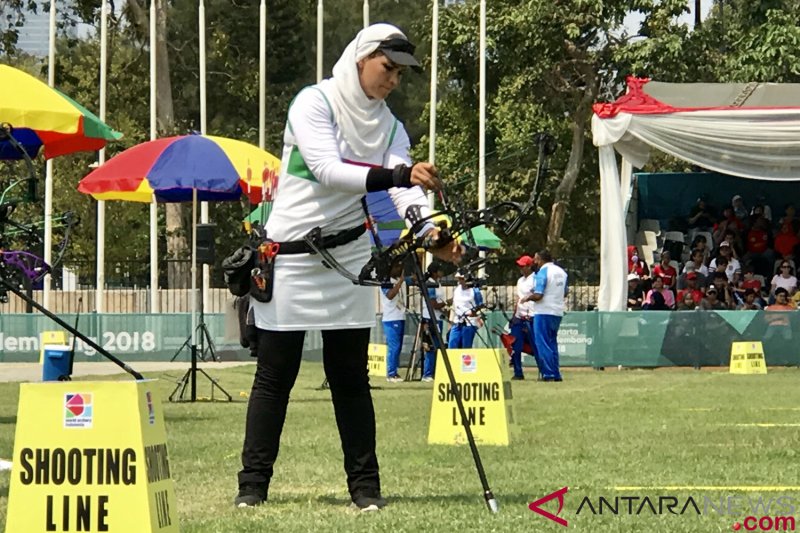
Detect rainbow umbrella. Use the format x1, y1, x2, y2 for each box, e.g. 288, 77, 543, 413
0, 64, 122, 160
77, 134, 281, 203
77, 133, 280, 364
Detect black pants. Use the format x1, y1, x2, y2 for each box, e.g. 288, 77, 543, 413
237, 327, 380, 499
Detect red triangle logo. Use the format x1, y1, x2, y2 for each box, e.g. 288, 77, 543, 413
528, 486, 569, 527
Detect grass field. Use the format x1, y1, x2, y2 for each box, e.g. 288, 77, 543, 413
2, 363, 800, 532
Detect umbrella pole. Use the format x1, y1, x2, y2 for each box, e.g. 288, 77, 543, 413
191, 188, 198, 401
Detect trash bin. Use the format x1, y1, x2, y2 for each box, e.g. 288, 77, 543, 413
42, 344, 72, 381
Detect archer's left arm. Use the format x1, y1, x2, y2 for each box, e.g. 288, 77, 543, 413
383, 123, 434, 237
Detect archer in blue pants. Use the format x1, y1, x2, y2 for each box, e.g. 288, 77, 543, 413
422, 319, 443, 378
448, 322, 477, 349
510, 317, 536, 379
534, 314, 562, 381
383, 320, 404, 378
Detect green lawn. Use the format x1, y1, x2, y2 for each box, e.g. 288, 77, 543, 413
2, 364, 800, 532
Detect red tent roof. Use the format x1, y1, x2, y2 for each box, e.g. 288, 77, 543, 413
593, 76, 800, 118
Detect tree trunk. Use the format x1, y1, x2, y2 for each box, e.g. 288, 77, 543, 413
128, 0, 189, 288
151, 0, 189, 289
545, 74, 600, 255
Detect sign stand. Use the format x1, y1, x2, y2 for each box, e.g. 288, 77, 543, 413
6, 381, 179, 532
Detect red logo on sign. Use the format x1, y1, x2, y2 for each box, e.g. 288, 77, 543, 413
529, 486, 569, 527
463, 355, 472, 366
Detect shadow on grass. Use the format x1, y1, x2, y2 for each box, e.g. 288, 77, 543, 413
164, 413, 236, 422
0, 417, 17, 425
316, 492, 535, 507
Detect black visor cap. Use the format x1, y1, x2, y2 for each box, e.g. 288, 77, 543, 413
377, 37, 422, 71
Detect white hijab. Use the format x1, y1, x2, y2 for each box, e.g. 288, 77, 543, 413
326, 23, 408, 158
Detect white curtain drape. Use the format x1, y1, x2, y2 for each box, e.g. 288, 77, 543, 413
593, 108, 800, 311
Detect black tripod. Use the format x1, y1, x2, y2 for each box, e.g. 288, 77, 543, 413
169, 235, 231, 402
404, 313, 426, 382
171, 319, 218, 362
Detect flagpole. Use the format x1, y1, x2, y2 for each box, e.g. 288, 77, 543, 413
259, 0, 266, 150
317, 0, 323, 83
425, 0, 439, 267
363, 0, 369, 28
199, 0, 209, 323
149, 0, 159, 313
95, 0, 108, 314
43, 0, 56, 308
478, 0, 486, 212
428, 0, 439, 209
478, 0, 486, 276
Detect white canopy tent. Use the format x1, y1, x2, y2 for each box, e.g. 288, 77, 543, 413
592, 77, 800, 311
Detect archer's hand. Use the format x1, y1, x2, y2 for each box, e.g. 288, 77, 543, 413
424, 227, 464, 264
410, 162, 443, 191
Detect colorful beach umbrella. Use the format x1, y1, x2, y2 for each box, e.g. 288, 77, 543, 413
77, 134, 280, 203
0, 64, 122, 160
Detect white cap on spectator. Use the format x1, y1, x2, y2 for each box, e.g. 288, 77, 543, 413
719, 241, 731, 248
732, 195, 743, 203
627, 273, 639, 282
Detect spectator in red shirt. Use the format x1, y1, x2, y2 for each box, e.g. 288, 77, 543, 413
677, 272, 704, 304
740, 265, 762, 291
744, 216, 775, 278
677, 291, 698, 310
652, 251, 677, 290
628, 245, 650, 279
713, 206, 744, 246
774, 222, 799, 260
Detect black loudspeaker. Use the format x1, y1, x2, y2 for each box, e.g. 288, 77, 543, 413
196, 223, 216, 265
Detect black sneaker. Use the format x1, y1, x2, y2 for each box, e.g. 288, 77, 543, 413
350, 493, 387, 512
234, 486, 267, 508
511, 375, 525, 381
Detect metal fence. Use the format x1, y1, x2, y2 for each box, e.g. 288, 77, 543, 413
3, 256, 600, 314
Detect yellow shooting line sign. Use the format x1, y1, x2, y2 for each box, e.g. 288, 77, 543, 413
428, 349, 515, 446
5, 381, 178, 533
729, 341, 767, 374
367, 343, 387, 378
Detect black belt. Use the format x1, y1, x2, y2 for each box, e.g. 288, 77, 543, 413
276, 224, 366, 255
